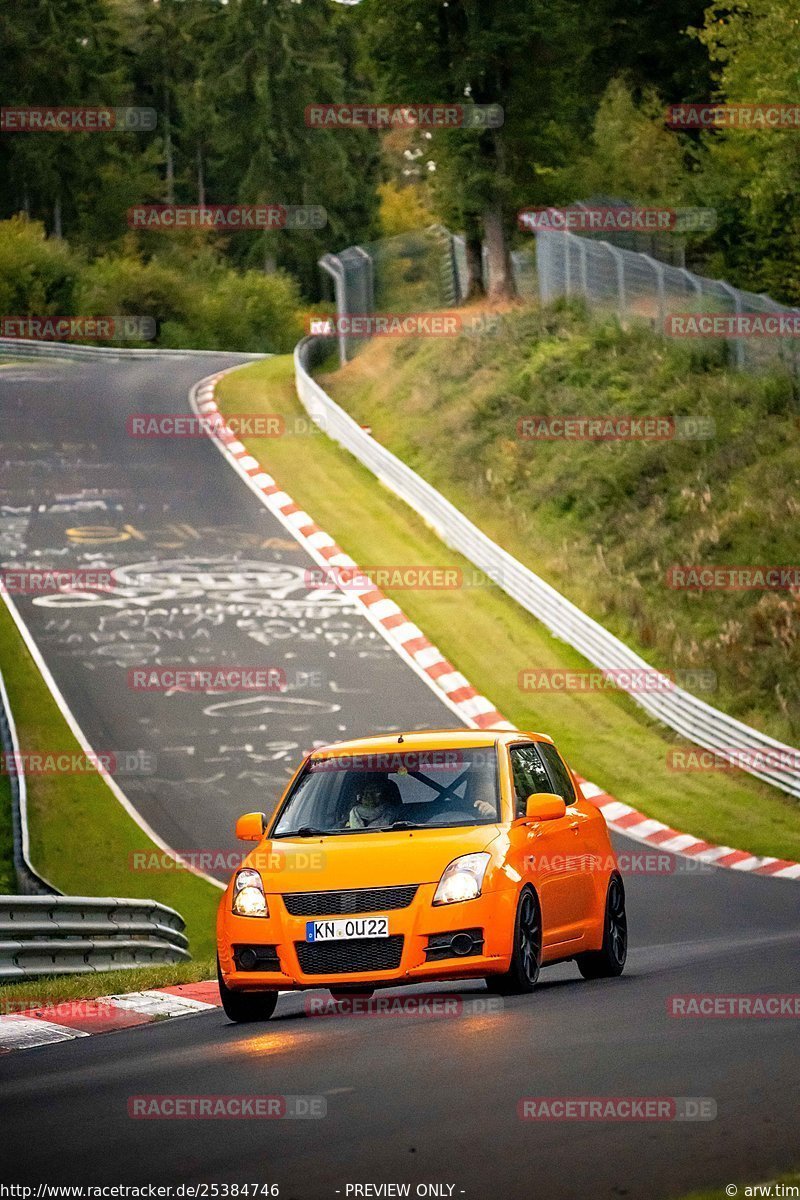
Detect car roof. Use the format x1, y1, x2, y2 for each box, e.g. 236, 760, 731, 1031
309, 728, 553, 759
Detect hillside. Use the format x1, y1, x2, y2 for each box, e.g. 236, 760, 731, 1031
322, 302, 800, 747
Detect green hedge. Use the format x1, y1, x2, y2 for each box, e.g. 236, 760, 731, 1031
0, 217, 303, 353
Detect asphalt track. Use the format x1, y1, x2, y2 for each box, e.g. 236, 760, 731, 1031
0, 353, 463, 869
0, 352, 798, 1198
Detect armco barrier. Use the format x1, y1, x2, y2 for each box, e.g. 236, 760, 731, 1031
0, 338, 264, 362
0, 614, 190, 979
294, 336, 800, 800
0, 669, 57, 895
0, 896, 190, 981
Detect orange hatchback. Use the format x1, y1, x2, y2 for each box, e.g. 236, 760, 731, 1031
216, 729, 627, 1021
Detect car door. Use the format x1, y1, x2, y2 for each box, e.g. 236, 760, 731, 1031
536, 740, 598, 932
507, 742, 587, 948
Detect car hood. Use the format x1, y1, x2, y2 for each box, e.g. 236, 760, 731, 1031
246, 824, 503, 892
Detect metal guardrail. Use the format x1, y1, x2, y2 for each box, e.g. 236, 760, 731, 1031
0, 667, 190, 979
294, 336, 800, 800
0, 669, 58, 896
0, 338, 264, 362
0, 896, 189, 981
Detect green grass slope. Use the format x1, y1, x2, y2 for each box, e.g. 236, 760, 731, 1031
322, 303, 800, 749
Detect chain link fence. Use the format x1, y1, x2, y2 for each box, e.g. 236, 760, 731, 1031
319, 208, 800, 376
535, 224, 800, 377
320, 226, 462, 363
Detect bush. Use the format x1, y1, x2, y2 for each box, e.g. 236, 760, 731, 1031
75, 255, 188, 342
0, 218, 305, 352
0, 217, 78, 317
164, 269, 304, 354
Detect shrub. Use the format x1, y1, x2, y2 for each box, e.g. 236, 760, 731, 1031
0, 217, 78, 317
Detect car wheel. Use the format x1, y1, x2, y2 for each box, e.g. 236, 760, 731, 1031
217, 958, 279, 1023
576, 873, 627, 980
485, 887, 541, 995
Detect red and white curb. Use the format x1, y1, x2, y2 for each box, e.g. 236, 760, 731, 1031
0, 982, 221, 1054
191, 371, 511, 732
191, 369, 800, 884
573, 779, 800, 879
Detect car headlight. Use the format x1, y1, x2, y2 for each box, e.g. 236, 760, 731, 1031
433, 853, 491, 906
232, 868, 268, 917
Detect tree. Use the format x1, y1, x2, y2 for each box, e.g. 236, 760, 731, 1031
359, 0, 599, 300
0, 0, 155, 245
587, 0, 712, 104
554, 77, 691, 206
691, 0, 800, 302
179, 0, 380, 294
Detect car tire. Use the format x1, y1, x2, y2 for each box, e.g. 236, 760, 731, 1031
576, 873, 627, 980
485, 887, 541, 995
217, 958, 279, 1023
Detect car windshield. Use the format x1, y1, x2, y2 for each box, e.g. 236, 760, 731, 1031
271, 747, 500, 837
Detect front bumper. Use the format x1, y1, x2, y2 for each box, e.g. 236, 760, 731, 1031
218, 883, 517, 990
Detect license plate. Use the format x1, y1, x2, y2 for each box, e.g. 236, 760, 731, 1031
306, 916, 389, 942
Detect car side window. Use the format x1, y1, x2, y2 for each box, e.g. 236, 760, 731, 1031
537, 741, 577, 806
509, 744, 551, 818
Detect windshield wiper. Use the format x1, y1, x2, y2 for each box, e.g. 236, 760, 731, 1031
275, 825, 329, 838
381, 820, 428, 831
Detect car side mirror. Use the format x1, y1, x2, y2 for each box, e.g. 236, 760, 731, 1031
525, 793, 566, 822
235, 812, 266, 841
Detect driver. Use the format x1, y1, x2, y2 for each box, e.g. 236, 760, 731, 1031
347, 776, 400, 830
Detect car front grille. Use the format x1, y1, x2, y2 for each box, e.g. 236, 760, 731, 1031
295, 935, 404, 975
282, 885, 418, 917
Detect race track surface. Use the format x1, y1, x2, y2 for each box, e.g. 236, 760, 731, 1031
0, 353, 798, 1198
0, 354, 461, 868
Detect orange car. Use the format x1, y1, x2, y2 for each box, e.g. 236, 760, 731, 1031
216, 729, 627, 1021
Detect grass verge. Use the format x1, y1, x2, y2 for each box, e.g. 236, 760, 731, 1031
0, 959, 215, 1012
0, 599, 220, 996
216, 355, 800, 862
